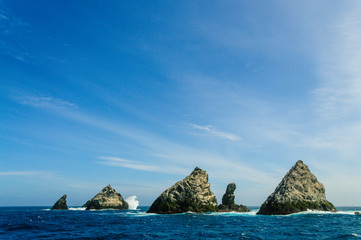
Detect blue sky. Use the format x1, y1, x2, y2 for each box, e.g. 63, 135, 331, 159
1, 0, 361, 206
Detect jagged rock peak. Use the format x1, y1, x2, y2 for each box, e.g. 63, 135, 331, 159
147, 167, 218, 214
82, 185, 129, 210
218, 183, 250, 212
222, 183, 236, 206
51, 194, 68, 210
257, 160, 336, 215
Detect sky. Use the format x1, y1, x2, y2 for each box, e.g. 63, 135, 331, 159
1, 0, 361, 206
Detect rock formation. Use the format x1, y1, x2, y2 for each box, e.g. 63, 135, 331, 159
147, 167, 218, 214
51, 194, 69, 210
83, 185, 129, 210
218, 183, 250, 212
257, 160, 336, 215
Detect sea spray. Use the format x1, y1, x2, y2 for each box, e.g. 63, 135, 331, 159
125, 195, 139, 210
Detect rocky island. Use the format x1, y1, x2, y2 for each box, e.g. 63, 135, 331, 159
257, 160, 336, 215
147, 167, 218, 214
51, 194, 69, 210
82, 185, 129, 210
218, 183, 250, 212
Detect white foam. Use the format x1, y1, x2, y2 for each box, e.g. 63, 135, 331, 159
205, 209, 359, 216
126, 211, 156, 217
291, 209, 356, 215
206, 211, 258, 216
68, 207, 86, 211
42, 207, 86, 211
125, 195, 139, 210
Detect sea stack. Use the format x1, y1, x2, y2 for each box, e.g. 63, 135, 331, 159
51, 194, 69, 210
257, 160, 336, 215
83, 185, 129, 210
218, 183, 250, 212
147, 167, 218, 214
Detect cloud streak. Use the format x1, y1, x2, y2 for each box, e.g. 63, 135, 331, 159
313, 2, 361, 121
97, 157, 188, 175
97, 156, 160, 172
191, 124, 241, 141
12, 92, 284, 194
15, 96, 77, 109
0, 171, 43, 176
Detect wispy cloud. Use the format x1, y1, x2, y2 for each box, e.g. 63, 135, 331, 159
191, 124, 241, 141
0, 171, 43, 176
97, 156, 160, 172
14, 93, 281, 188
313, 3, 361, 120
97, 157, 188, 174
15, 96, 77, 109
0, 13, 7, 20
0, 8, 32, 62
153, 152, 279, 185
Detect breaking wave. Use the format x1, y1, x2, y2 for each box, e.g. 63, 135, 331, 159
125, 195, 139, 210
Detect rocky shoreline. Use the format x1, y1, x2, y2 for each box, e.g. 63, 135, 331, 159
51, 194, 68, 210
147, 167, 218, 214
257, 160, 336, 215
82, 185, 129, 210
218, 183, 250, 212
51, 160, 336, 215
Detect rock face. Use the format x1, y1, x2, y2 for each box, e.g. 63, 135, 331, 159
51, 194, 69, 210
82, 185, 129, 210
257, 160, 336, 215
218, 183, 250, 212
147, 167, 218, 214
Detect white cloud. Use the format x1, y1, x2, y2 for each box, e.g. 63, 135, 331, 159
15, 96, 77, 109
0, 171, 43, 176
152, 152, 280, 185
191, 124, 241, 141
14, 92, 285, 201
97, 157, 160, 172
98, 157, 134, 163
97, 157, 188, 174
313, 2, 361, 120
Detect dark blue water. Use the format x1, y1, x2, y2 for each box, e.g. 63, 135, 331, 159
1, 206, 361, 239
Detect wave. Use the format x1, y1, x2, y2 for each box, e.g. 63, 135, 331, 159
41, 207, 360, 217
205, 211, 258, 216
42, 207, 86, 211
68, 207, 86, 211
289, 209, 357, 216
125, 195, 139, 210
166, 209, 360, 217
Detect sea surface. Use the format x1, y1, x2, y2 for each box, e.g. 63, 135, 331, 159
1, 206, 361, 239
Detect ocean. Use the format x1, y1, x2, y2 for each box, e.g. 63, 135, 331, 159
1, 206, 361, 239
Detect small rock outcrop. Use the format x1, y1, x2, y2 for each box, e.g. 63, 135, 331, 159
51, 194, 69, 210
147, 167, 218, 214
82, 185, 129, 210
218, 183, 250, 212
257, 160, 336, 215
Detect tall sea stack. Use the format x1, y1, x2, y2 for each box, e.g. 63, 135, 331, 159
257, 160, 336, 215
51, 194, 69, 210
147, 167, 218, 214
83, 185, 129, 210
218, 183, 250, 212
